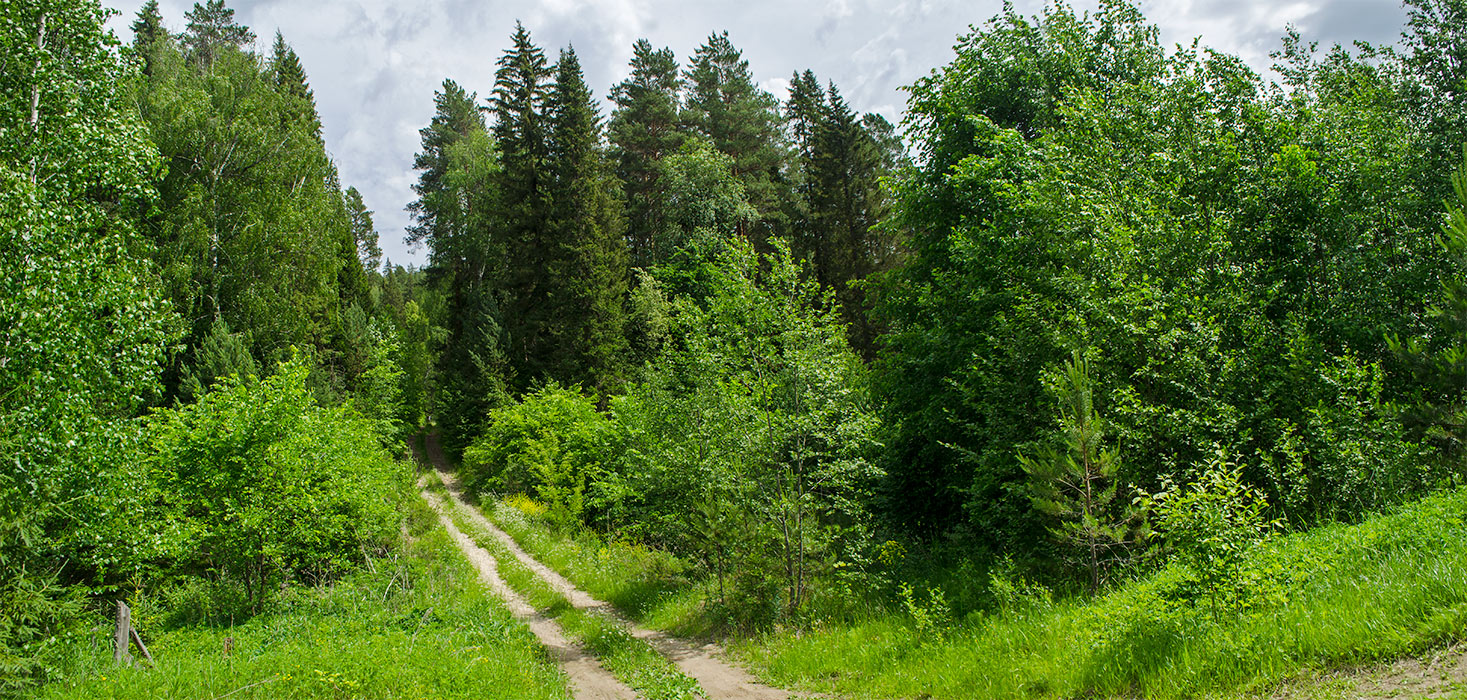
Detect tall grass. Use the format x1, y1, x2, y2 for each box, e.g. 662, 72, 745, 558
31, 497, 570, 700
474, 486, 1467, 699
739, 487, 1467, 699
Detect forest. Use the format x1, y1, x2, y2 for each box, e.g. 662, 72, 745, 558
5, 0, 1467, 697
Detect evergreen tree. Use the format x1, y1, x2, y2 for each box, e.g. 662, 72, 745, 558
406, 78, 501, 456
784, 73, 900, 356
407, 79, 485, 256
547, 46, 630, 394
270, 31, 321, 141
130, 0, 167, 75
181, 0, 254, 70
344, 186, 382, 271
609, 39, 685, 268
683, 32, 788, 242
1019, 350, 1140, 593
137, 22, 360, 398
491, 22, 554, 386
804, 84, 895, 355
783, 70, 828, 269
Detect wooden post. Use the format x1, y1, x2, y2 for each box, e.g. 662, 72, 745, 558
130, 627, 154, 664
113, 601, 131, 665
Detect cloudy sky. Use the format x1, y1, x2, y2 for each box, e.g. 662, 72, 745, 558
103, 0, 1410, 267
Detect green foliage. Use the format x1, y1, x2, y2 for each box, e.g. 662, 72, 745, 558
610, 39, 687, 269
616, 237, 880, 624
875, 0, 1450, 552
137, 25, 365, 397
683, 31, 787, 241
177, 318, 257, 402
351, 317, 407, 445
462, 384, 619, 527
544, 46, 630, 395
784, 72, 903, 355
1394, 157, 1467, 485
180, 0, 252, 70
1019, 350, 1143, 592
1145, 452, 1277, 615
741, 485, 1467, 699
0, 0, 177, 689
147, 358, 408, 611
36, 527, 572, 700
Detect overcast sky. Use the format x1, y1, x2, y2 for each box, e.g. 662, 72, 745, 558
102, 0, 1410, 267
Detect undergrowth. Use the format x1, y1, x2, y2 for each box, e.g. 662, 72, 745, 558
30, 496, 570, 700
480, 486, 1467, 699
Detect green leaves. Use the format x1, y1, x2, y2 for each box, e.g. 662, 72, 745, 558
147, 358, 407, 610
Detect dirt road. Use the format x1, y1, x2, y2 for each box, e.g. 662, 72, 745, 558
420, 478, 634, 700
419, 433, 795, 700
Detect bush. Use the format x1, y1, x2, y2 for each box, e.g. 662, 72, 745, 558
1145, 451, 1277, 616
147, 357, 409, 611
462, 383, 620, 527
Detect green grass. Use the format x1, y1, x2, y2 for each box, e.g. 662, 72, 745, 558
484, 499, 711, 636
428, 481, 704, 700
475, 487, 1467, 700
738, 487, 1467, 699
30, 496, 571, 700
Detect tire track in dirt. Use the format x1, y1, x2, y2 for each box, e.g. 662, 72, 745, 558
420, 483, 635, 700
420, 433, 794, 700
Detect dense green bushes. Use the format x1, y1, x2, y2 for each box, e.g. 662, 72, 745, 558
874, 0, 1458, 569
147, 359, 409, 609
462, 383, 618, 525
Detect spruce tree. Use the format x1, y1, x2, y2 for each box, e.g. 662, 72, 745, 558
181, 0, 253, 70
787, 75, 900, 356
609, 39, 685, 268
783, 70, 827, 265
270, 32, 322, 141
683, 32, 788, 243
547, 46, 630, 394
491, 22, 554, 386
130, 0, 167, 75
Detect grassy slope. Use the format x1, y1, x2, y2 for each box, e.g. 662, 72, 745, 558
484, 487, 1467, 700
31, 497, 570, 700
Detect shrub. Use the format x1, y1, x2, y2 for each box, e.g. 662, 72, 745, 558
147, 357, 408, 611
1145, 451, 1277, 616
462, 383, 620, 527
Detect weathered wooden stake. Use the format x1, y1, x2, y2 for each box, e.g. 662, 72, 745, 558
130, 626, 154, 664
113, 601, 131, 665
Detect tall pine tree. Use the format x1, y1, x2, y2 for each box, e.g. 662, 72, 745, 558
609, 39, 686, 268
683, 32, 788, 243
181, 0, 253, 70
